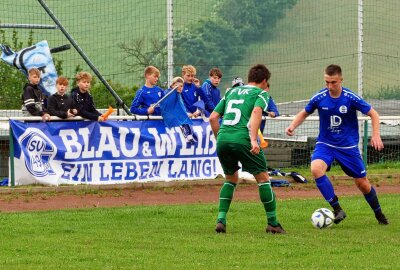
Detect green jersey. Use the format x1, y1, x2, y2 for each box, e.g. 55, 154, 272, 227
214, 85, 270, 144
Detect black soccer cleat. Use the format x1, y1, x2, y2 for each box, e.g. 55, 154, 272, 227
375, 212, 389, 225
215, 222, 226, 233
334, 209, 347, 224
266, 223, 287, 234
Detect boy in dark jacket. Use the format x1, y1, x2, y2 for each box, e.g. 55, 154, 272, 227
71, 71, 104, 121
48, 76, 77, 119
22, 68, 51, 121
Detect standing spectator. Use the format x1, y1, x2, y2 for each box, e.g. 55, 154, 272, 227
48, 76, 77, 119
130, 66, 165, 116
181, 65, 213, 117
201, 67, 223, 111
71, 71, 104, 121
21, 68, 50, 121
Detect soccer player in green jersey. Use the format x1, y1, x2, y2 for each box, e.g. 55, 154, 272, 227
209, 64, 286, 234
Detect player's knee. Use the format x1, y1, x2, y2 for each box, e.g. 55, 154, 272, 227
354, 177, 371, 193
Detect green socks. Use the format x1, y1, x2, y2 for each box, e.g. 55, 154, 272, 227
258, 182, 278, 226
217, 181, 236, 225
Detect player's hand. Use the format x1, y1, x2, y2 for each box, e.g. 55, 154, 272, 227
250, 140, 260, 155
371, 135, 384, 151
98, 116, 105, 122
286, 126, 295, 136
193, 78, 200, 87
67, 109, 75, 118
147, 106, 155, 115
192, 110, 200, 117
42, 113, 51, 122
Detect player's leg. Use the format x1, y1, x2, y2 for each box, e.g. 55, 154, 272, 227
215, 142, 240, 233
336, 147, 388, 225
311, 144, 346, 223
241, 146, 286, 234
216, 172, 239, 233
353, 177, 388, 225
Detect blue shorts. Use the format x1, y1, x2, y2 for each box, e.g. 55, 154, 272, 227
311, 143, 367, 178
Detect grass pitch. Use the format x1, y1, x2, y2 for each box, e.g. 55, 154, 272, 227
0, 194, 398, 269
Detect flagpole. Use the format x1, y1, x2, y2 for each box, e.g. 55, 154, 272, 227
151, 85, 179, 108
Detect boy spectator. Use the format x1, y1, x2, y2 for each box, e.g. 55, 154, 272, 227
130, 66, 165, 116
201, 67, 223, 110
21, 68, 51, 121
71, 71, 104, 121
181, 65, 213, 117
48, 76, 77, 119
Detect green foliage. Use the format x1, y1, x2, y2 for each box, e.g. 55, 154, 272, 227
0, 195, 398, 269
0, 29, 34, 109
120, 0, 298, 82
90, 80, 137, 109
365, 85, 400, 100
173, 18, 243, 79
216, 0, 297, 42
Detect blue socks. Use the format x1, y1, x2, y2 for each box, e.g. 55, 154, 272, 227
315, 175, 338, 207
364, 187, 381, 212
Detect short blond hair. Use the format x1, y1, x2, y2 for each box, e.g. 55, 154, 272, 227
75, 71, 92, 82
144, 66, 160, 77
182, 65, 196, 76
28, 68, 41, 77
170, 76, 184, 88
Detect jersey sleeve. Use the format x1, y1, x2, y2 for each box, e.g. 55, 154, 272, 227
254, 91, 270, 112
304, 98, 316, 114
352, 96, 371, 115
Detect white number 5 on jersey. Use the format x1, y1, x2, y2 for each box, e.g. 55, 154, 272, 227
223, 100, 244, 125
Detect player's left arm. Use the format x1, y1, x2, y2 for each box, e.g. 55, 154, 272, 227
367, 108, 384, 151
249, 106, 263, 155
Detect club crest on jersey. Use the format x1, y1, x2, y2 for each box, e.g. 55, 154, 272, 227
18, 128, 56, 177
339, 105, 348, 113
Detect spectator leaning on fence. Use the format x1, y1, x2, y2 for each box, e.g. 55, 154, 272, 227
130, 66, 165, 116
21, 67, 51, 121
201, 67, 223, 111
47, 76, 77, 119
181, 65, 213, 117
71, 71, 104, 122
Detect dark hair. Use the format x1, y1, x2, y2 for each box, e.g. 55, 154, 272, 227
247, 64, 271, 84
209, 67, 222, 78
325, 64, 342, 76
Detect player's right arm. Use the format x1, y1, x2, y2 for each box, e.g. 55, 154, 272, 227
210, 111, 221, 138
286, 109, 310, 136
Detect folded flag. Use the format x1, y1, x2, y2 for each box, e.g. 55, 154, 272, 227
159, 89, 193, 128
0, 40, 58, 96
192, 100, 211, 121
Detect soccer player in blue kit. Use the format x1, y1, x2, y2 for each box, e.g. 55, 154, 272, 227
286, 64, 388, 225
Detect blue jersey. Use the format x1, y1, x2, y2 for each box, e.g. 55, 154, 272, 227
181, 82, 214, 114
305, 87, 371, 147
201, 79, 221, 111
130, 85, 165, 115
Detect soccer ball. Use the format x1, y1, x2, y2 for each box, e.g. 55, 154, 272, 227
311, 208, 335, 229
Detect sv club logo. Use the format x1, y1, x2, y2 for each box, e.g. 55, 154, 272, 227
18, 128, 56, 177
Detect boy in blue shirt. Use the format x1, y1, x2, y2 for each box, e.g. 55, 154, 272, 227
181, 65, 214, 117
201, 67, 222, 111
130, 66, 165, 116
286, 64, 388, 225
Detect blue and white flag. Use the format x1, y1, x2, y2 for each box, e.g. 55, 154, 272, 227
160, 89, 193, 128
0, 40, 58, 96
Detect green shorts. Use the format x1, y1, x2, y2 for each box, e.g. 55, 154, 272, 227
216, 141, 268, 176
